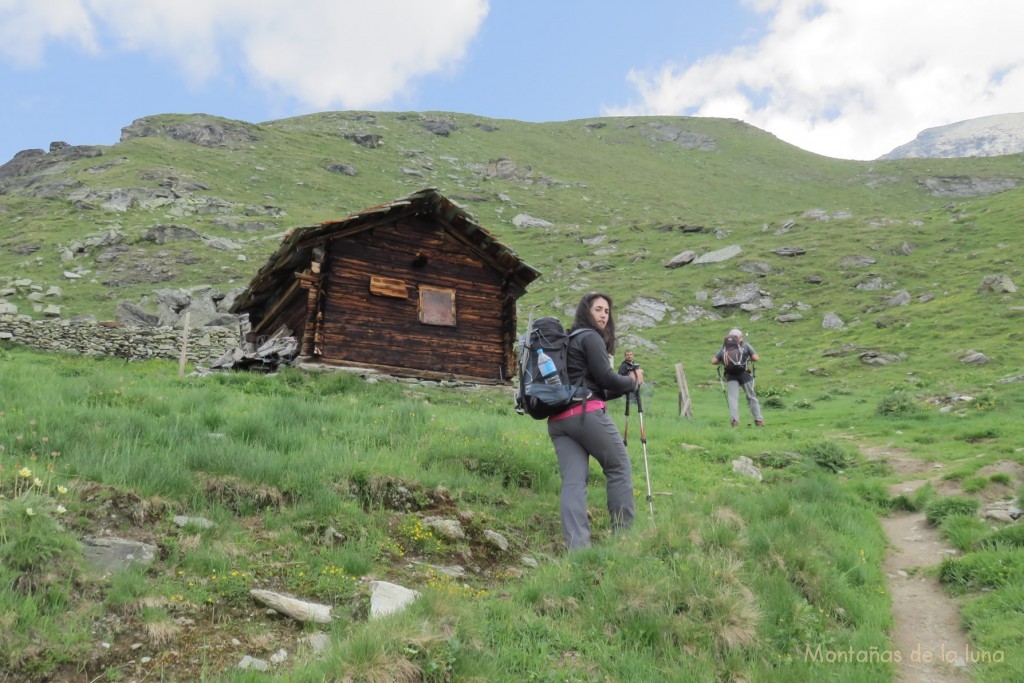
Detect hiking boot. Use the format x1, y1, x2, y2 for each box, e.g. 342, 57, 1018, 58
731, 419, 739, 427
755, 419, 765, 427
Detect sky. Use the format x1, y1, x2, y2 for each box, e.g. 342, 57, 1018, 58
2, 0, 1023, 165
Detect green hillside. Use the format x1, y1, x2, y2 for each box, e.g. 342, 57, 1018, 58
2, 112, 1023, 681
2, 111, 1022, 395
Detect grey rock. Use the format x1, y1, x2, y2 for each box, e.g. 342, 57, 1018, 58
732, 456, 762, 481
81, 536, 158, 575
325, 163, 357, 176
141, 224, 202, 244
693, 244, 741, 264
960, 351, 989, 364
512, 213, 553, 229
665, 250, 696, 268
115, 301, 160, 326
978, 275, 1017, 294
886, 290, 912, 307
737, 260, 772, 275
369, 581, 421, 619
484, 529, 509, 551
822, 312, 846, 329
173, 515, 217, 529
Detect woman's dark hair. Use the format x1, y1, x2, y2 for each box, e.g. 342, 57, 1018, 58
572, 291, 617, 353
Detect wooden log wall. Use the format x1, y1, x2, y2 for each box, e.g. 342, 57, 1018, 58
320, 218, 511, 381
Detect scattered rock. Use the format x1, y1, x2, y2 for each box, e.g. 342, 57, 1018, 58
512, 213, 553, 229
665, 250, 696, 268
81, 536, 159, 576
693, 244, 741, 263
732, 456, 763, 481
822, 312, 845, 329
369, 581, 421, 619
977, 274, 1017, 294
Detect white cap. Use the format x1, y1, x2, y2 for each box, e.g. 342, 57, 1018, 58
729, 328, 743, 337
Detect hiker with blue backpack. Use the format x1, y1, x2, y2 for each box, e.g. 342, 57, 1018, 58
711, 328, 765, 427
545, 292, 643, 550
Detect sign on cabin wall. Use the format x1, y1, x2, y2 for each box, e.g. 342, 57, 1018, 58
369, 276, 408, 299
419, 286, 456, 327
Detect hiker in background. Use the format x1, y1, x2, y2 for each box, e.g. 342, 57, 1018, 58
711, 328, 764, 427
618, 349, 641, 408
548, 292, 643, 551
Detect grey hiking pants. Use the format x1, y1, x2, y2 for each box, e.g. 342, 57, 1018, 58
726, 375, 763, 423
548, 408, 635, 550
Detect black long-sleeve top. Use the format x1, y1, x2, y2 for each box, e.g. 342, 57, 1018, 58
567, 328, 638, 400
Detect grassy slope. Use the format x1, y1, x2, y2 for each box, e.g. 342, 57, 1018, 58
1, 111, 1023, 680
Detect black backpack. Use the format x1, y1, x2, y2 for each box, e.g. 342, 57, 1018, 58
514, 316, 593, 419
722, 334, 748, 373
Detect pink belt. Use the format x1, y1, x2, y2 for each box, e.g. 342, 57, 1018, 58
548, 400, 606, 422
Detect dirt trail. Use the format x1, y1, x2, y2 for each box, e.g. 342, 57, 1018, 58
863, 448, 972, 682
880, 511, 971, 682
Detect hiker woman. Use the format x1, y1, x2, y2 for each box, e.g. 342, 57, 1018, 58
548, 292, 643, 550
711, 328, 764, 427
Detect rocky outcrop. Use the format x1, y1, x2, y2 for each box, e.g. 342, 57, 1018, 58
120, 115, 260, 148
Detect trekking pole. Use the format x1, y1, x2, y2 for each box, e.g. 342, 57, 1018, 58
634, 389, 654, 517
623, 394, 631, 446
717, 366, 729, 408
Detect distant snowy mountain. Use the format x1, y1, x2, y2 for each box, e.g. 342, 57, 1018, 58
880, 112, 1024, 159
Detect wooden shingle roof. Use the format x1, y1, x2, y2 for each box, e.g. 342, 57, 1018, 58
230, 188, 541, 315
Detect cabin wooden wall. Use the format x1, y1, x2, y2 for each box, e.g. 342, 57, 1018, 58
319, 217, 511, 381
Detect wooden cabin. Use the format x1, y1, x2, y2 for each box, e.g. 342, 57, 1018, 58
229, 189, 540, 383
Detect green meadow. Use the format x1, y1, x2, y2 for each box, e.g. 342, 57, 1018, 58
2, 341, 1022, 681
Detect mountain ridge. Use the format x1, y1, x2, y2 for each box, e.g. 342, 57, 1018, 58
880, 112, 1024, 159
2, 110, 1021, 390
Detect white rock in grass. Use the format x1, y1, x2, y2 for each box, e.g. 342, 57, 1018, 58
369, 581, 421, 619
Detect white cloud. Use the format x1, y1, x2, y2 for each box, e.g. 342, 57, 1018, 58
0, 0, 98, 65
0, 0, 489, 108
608, 0, 1024, 160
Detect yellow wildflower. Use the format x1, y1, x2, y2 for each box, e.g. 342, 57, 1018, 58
18, 467, 31, 478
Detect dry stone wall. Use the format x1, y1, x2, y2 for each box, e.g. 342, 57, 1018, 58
0, 314, 238, 365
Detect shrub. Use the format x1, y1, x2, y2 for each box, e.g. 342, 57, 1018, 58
924, 496, 980, 526
961, 476, 990, 494
799, 439, 857, 473
847, 481, 894, 511
981, 523, 1024, 550
892, 483, 935, 512
0, 493, 81, 590
876, 391, 920, 417
939, 515, 989, 552
939, 549, 1024, 591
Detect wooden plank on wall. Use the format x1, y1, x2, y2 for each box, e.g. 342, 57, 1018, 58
369, 276, 408, 298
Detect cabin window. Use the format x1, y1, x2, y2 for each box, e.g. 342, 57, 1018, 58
419, 286, 456, 327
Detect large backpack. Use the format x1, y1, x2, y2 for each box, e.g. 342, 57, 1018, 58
514, 316, 593, 419
722, 334, 748, 373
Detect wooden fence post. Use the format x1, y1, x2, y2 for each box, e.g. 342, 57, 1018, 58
675, 363, 693, 418
178, 311, 191, 377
